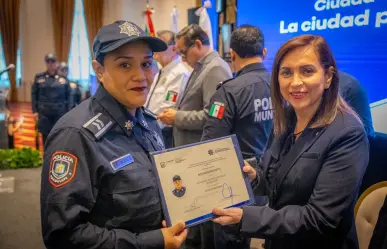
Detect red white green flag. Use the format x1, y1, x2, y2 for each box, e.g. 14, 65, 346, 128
166, 91, 178, 102
209, 102, 225, 119
144, 8, 155, 37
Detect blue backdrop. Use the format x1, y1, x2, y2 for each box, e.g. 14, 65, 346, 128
237, 0, 387, 104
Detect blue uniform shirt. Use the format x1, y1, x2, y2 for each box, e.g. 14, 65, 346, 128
40, 85, 166, 249
202, 63, 273, 159
338, 71, 375, 138
31, 71, 71, 115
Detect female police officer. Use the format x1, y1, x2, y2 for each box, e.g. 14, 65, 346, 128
40, 21, 187, 249
212, 35, 369, 249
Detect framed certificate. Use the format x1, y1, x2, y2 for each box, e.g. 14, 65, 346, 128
150, 135, 255, 227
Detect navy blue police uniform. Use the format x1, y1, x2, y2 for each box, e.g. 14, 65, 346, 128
58, 61, 82, 109
202, 62, 273, 160
172, 187, 186, 197
338, 71, 375, 138
202, 62, 273, 249
31, 68, 71, 144
69, 80, 82, 108
40, 20, 169, 249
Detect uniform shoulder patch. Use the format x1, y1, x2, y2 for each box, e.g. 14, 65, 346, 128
209, 101, 225, 119
83, 113, 114, 139
70, 82, 78, 89
59, 77, 67, 84
142, 107, 157, 120
49, 152, 78, 188
216, 78, 233, 90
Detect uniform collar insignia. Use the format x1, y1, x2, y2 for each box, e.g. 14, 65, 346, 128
125, 120, 134, 130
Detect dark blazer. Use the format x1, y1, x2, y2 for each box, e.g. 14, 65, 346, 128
241, 110, 369, 249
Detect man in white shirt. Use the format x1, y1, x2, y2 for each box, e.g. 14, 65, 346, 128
145, 30, 191, 148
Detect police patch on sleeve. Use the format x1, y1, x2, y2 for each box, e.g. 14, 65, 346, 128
209, 102, 225, 119
49, 152, 78, 188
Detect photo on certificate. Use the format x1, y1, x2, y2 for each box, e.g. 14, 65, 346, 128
150, 135, 255, 227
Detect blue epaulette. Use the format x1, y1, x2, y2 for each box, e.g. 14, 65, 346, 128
82, 112, 114, 139
216, 78, 233, 90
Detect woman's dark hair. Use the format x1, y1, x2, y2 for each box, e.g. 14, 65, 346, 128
271, 34, 360, 135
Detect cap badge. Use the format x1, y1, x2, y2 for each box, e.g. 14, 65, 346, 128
119, 22, 141, 37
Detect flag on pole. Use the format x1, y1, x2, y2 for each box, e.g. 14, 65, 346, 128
144, 4, 155, 37
170, 6, 179, 33
196, 0, 213, 49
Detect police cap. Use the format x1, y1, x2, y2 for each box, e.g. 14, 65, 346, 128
45, 53, 57, 62
173, 175, 181, 181
93, 20, 167, 64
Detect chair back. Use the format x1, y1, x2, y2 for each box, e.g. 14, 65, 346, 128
355, 181, 387, 249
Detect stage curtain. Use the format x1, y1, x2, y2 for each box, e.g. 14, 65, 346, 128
51, 0, 75, 62
0, 0, 21, 102
83, 0, 103, 57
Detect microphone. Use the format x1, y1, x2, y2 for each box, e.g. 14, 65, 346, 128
0, 64, 16, 76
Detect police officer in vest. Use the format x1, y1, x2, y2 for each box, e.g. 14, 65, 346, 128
40, 21, 187, 249
31, 53, 71, 144
58, 61, 82, 109
201, 25, 273, 249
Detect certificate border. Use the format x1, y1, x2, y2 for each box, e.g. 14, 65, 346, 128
150, 134, 255, 228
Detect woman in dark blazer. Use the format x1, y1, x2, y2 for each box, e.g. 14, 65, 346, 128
212, 35, 369, 249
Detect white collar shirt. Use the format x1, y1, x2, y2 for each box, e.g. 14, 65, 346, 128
145, 57, 191, 127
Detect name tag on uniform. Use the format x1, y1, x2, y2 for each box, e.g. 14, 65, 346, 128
110, 153, 134, 171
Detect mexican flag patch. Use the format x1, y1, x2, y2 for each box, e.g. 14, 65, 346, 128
209, 102, 225, 119
166, 91, 178, 102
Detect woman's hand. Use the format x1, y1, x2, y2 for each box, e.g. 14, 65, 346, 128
212, 207, 243, 225
243, 161, 257, 181
161, 221, 187, 249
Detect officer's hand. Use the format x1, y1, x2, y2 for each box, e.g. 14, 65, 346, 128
161, 221, 187, 249
33, 113, 39, 119
162, 220, 167, 228
243, 161, 257, 181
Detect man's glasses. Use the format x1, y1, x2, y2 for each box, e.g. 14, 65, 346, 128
177, 44, 195, 59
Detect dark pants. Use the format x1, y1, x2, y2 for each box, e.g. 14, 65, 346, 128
214, 223, 250, 249
161, 127, 174, 149
38, 114, 62, 145
183, 222, 215, 249
8, 135, 14, 149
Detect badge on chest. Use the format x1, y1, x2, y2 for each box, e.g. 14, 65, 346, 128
110, 153, 134, 171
